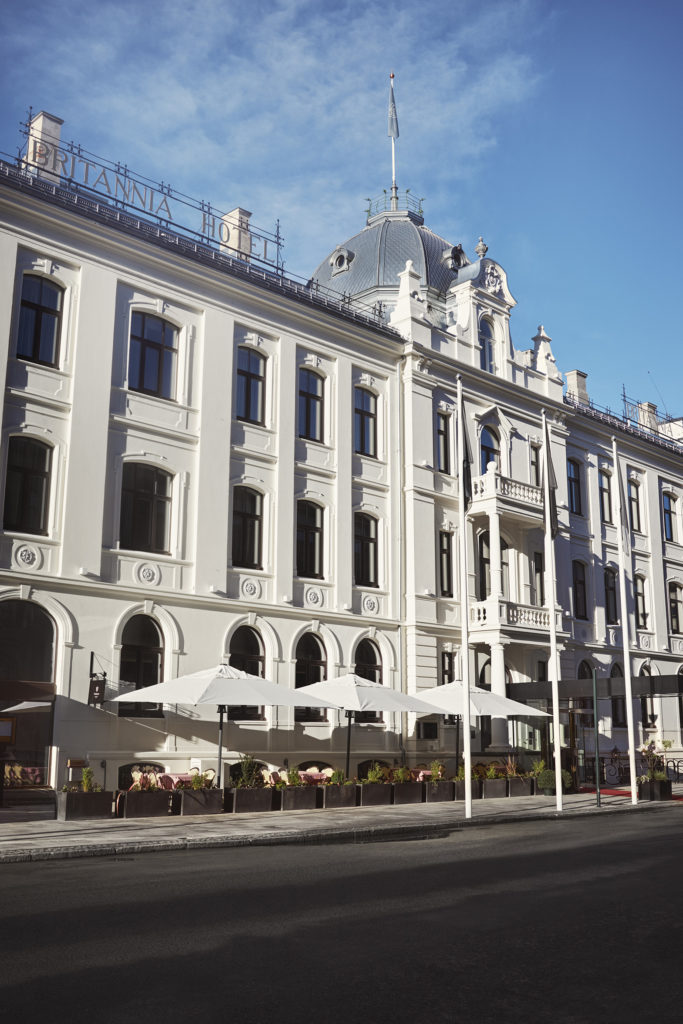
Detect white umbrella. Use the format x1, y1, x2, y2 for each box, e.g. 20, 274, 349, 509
417, 681, 550, 719
296, 673, 442, 777
111, 664, 335, 786
1, 701, 52, 713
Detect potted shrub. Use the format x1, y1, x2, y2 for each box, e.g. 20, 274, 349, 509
454, 764, 482, 802
322, 769, 358, 809
176, 769, 224, 815
391, 765, 425, 805
226, 754, 280, 813
425, 760, 455, 803
527, 759, 546, 796
57, 766, 114, 821
281, 765, 319, 811
118, 771, 173, 818
504, 757, 533, 797
482, 762, 507, 799
536, 768, 573, 796
359, 762, 392, 806
637, 740, 673, 801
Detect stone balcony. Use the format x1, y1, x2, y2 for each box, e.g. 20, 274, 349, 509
469, 597, 563, 633
470, 470, 544, 524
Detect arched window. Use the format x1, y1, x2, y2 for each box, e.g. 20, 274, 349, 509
355, 638, 383, 723
228, 625, 265, 721
0, 600, 54, 689
296, 501, 323, 578
120, 463, 172, 554
298, 368, 324, 442
3, 436, 52, 535
604, 568, 618, 625
479, 318, 494, 373
480, 427, 499, 475
354, 387, 377, 457
669, 582, 683, 635
17, 274, 63, 366
295, 633, 327, 722
232, 487, 263, 570
610, 662, 626, 727
572, 561, 588, 620
354, 513, 378, 588
663, 493, 676, 543
567, 459, 582, 515
128, 312, 178, 400
478, 532, 509, 599
118, 615, 163, 718
236, 347, 266, 425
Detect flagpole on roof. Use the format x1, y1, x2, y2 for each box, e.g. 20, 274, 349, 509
457, 377, 473, 819
387, 72, 399, 210
612, 436, 638, 804
542, 409, 563, 811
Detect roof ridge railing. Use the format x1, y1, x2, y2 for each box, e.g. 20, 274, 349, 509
564, 392, 683, 455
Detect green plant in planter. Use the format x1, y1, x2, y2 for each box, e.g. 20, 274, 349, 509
364, 762, 386, 784
529, 759, 545, 779
233, 753, 264, 789
429, 760, 445, 781
328, 769, 346, 785
454, 765, 465, 781
286, 765, 302, 787
485, 762, 503, 780
189, 770, 215, 790
537, 768, 572, 792
502, 756, 521, 778
392, 766, 412, 784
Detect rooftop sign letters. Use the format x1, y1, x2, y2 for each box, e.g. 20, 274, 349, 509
20, 116, 283, 271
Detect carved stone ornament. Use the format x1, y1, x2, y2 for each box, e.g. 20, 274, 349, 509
638, 633, 651, 650
241, 577, 262, 600
362, 593, 379, 615
672, 638, 683, 655
135, 562, 160, 586
483, 264, 502, 295
359, 373, 376, 389
305, 586, 324, 608
14, 543, 41, 570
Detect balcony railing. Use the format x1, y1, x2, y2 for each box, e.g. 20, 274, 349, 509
470, 598, 561, 631
471, 472, 543, 511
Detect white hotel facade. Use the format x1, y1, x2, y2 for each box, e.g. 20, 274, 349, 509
2, 111, 683, 792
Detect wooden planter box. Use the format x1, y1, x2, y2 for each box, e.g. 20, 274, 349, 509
228, 787, 280, 813
322, 784, 358, 809
359, 782, 392, 806
638, 779, 672, 801
177, 789, 225, 815
507, 777, 534, 797
482, 778, 507, 799
119, 790, 173, 818
281, 786, 319, 811
392, 782, 425, 805
425, 780, 455, 803
57, 791, 114, 821
454, 780, 482, 801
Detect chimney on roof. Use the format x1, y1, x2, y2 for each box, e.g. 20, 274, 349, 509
566, 369, 589, 405
220, 207, 252, 262
23, 110, 64, 184
637, 401, 658, 433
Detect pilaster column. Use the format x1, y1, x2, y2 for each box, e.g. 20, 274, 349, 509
489, 640, 510, 749
489, 507, 502, 600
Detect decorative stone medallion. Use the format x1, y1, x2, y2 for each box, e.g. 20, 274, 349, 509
14, 543, 41, 570
305, 586, 323, 608
241, 577, 262, 600
135, 562, 160, 586
362, 593, 379, 615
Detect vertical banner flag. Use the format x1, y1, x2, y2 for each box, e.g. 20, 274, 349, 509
544, 418, 559, 538
388, 73, 399, 139
617, 458, 631, 557
462, 411, 473, 509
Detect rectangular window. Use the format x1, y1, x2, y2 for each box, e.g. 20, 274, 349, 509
663, 494, 676, 542
128, 312, 177, 400
17, 274, 63, 367
236, 347, 265, 425
436, 413, 451, 474
3, 436, 52, 536
611, 696, 626, 728
439, 531, 453, 597
296, 501, 323, 578
669, 582, 682, 635
537, 660, 548, 682
354, 513, 378, 587
120, 463, 171, 554
567, 459, 582, 516
599, 471, 612, 524
531, 551, 545, 606
530, 445, 541, 487
628, 481, 641, 533
298, 368, 324, 443
441, 651, 456, 685
572, 561, 588, 620
232, 487, 263, 570
635, 576, 648, 630
354, 386, 377, 457
604, 570, 618, 625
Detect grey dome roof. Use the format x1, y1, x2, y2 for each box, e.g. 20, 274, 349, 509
310, 209, 461, 298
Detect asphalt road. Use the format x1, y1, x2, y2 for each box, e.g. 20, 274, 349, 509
1, 813, 682, 1024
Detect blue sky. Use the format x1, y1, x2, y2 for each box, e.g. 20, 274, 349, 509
1, 0, 682, 418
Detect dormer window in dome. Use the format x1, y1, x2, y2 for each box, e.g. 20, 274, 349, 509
329, 246, 355, 278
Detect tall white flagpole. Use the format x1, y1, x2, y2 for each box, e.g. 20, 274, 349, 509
612, 436, 638, 804
388, 72, 399, 210
457, 377, 473, 819
542, 410, 563, 811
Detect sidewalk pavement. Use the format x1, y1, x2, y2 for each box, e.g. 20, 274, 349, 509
1, 787, 681, 864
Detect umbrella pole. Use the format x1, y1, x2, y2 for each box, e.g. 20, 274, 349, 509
217, 705, 225, 789
345, 711, 354, 779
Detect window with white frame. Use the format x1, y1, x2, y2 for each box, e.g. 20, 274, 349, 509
296, 500, 323, 579
354, 386, 377, 457
120, 463, 172, 554
669, 581, 683, 635
635, 574, 648, 630
480, 427, 500, 475
17, 274, 64, 367
128, 312, 178, 400
479, 318, 494, 373
628, 480, 642, 533
236, 347, 266, 425
232, 487, 263, 570
604, 568, 618, 625
298, 367, 324, 443
2, 436, 52, 536
567, 459, 582, 516
436, 412, 451, 474
663, 493, 676, 543
572, 560, 588, 620
599, 470, 612, 524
